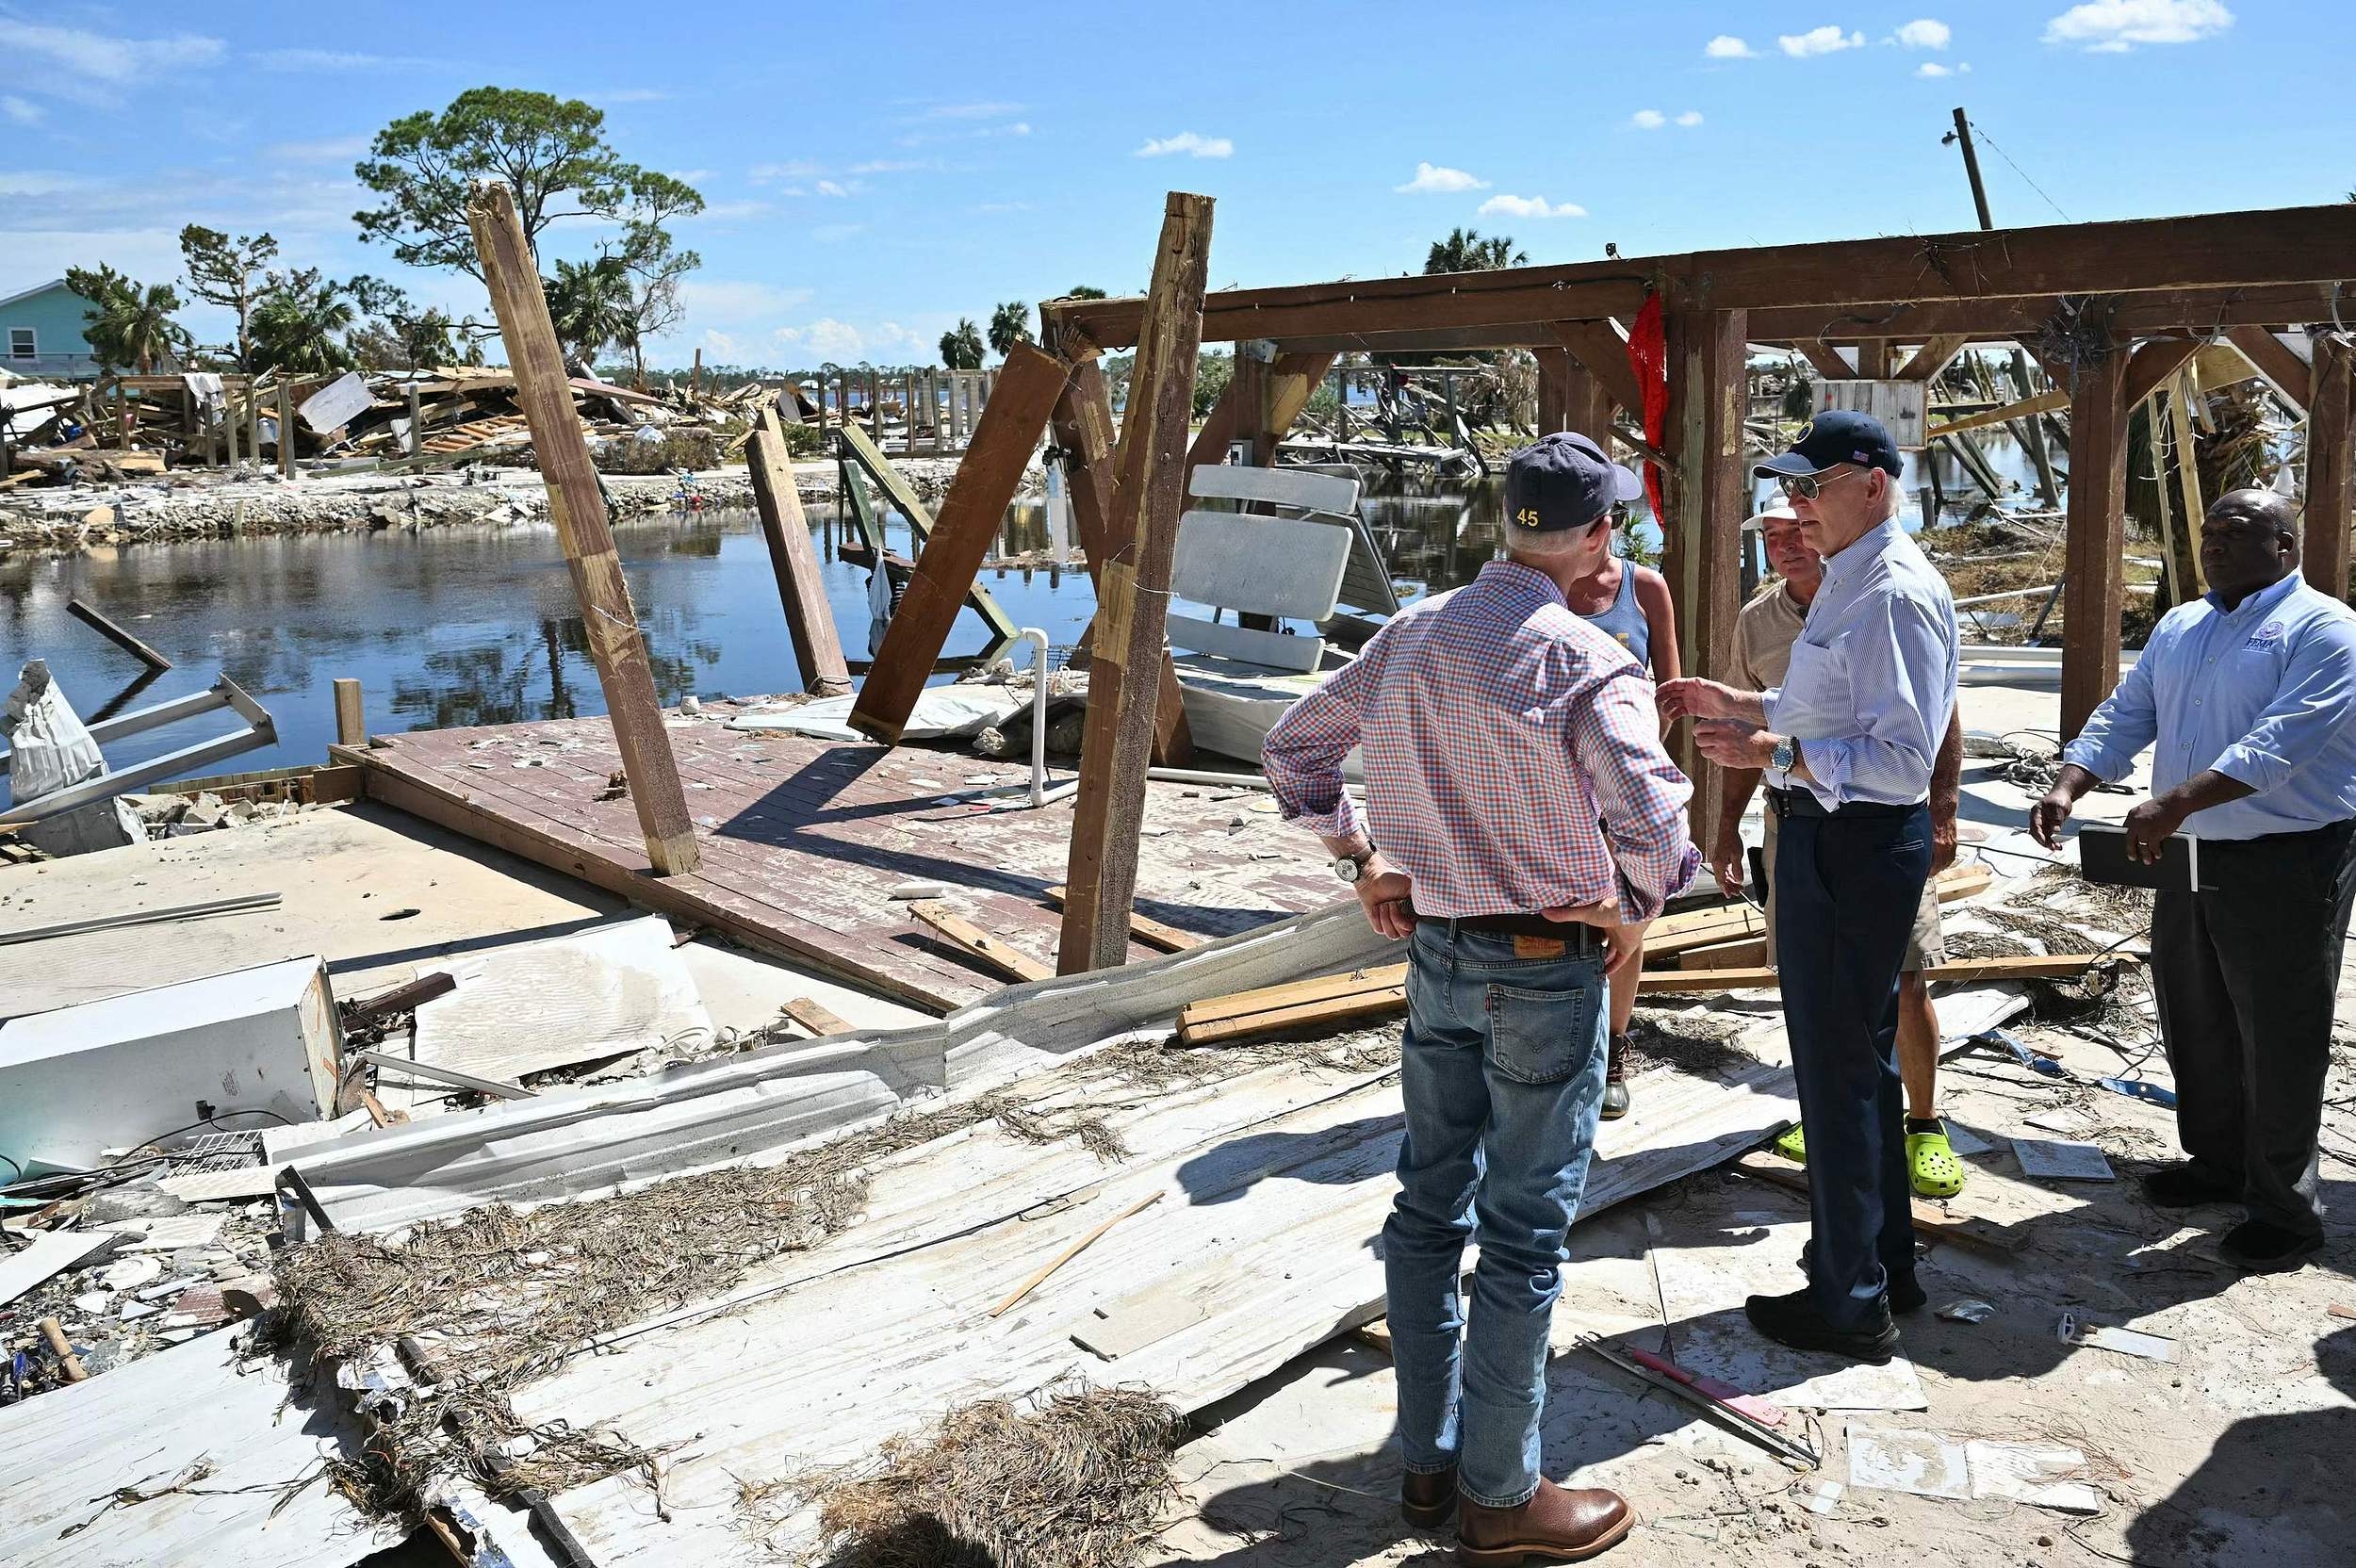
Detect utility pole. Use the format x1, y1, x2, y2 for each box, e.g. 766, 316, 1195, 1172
1943, 105, 2059, 507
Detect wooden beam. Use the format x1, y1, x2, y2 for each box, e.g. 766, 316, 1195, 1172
1043, 884, 1202, 952
2226, 326, 2313, 411
1051, 204, 2356, 348
2121, 338, 2204, 410
1665, 297, 1748, 846
850, 342, 1070, 744
1050, 358, 1195, 767
833, 421, 1022, 646
332, 678, 366, 747
1535, 348, 1571, 433
2060, 346, 2132, 743
2305, 333, 2355, 600
65, 597, 172, 671
1058, 190, 1215, 975
1549, 319, 1641, 413
1893, 334, 1972, 381
1789, 340, 1857, 382
746, 426, 854, 696
467, 180, 700, 877
908, 900, 1055, 983
1924, 387, 2070, 440
276, 383, 295, 480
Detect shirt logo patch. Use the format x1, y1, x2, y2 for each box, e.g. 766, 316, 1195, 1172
2246, 621, 2285, 649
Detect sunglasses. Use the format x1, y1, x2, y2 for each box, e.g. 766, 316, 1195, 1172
1776, 465, 1864, 501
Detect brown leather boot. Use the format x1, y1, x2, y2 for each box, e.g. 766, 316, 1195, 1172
1457, 1478, 1634, 1564
1600, 1035, 1631, 1120
1402, 1464, 1458, 1528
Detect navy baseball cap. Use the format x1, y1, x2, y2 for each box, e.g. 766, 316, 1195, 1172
1755, 409, 1903, 481
1504, 433, 1644, 533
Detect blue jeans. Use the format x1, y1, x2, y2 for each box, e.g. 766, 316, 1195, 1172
1772, 803, 1930, 1327
1383, 922, 1609, 1508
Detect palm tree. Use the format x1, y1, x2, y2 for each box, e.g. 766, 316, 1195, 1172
940, 318, 984, 369
544, 256, 635, 371
250, 270, 358, 375
987, 301, 1033, 359
63, 264, 193, 373
1423, 227, 1528, 274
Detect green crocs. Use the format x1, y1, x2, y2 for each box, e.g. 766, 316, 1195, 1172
1773, 1123, 1807, 1165
1907, 1124, 1966, 1199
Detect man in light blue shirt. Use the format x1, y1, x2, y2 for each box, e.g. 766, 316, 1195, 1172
1661, 410, 1959, 1364
2032, 488, 2356, 1273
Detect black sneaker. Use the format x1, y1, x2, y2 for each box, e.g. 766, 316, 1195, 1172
2141, 1161, 2240, 1209
1798, 1242, 1926, 1315
1745, 1287, 1901, 1364
2220, 1219, 2323, 1274
1601, 1033, 1631, 1120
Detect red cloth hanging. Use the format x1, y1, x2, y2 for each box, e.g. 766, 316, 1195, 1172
1627, 292, 1670, 528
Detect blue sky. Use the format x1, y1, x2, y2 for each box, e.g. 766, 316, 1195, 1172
2, 1, 2346, 370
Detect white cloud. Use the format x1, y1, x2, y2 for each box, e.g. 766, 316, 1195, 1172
0, 22, 222, 90
1394, 162, 1488, 194
1675, 110, 1705, 126
2043, 0, 2233, 51
1478, 194, 1586, 220
1705, 34, 1759, 57
265, 134, 369, 163
0, 172, 90, 198
1894, 18, 1952, 48
2, 95, 46, 125
1137, 131, 1233, 159
250, 48, 451, 72
765, 318, 932, 364
1779, 25, 1866, 57
814, 179, 852, 198
697, 329, 744, 362
1630, 109, 1667, 129
1000, 122, 1032, 137
1915, 61, 1953, 75
680, 200, 770, 222
749, 160, 823, 184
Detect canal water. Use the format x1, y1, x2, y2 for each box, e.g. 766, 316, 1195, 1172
0, 435, 2041, 808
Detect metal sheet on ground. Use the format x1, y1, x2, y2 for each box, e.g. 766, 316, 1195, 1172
413, 914, 712, 1081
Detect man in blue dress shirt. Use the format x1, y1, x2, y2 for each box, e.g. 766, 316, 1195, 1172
1661, 410, 1960, 1364
2032, 488, 2356, 1274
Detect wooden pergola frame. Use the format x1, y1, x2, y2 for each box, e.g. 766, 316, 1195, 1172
1045, 201, 2356, 843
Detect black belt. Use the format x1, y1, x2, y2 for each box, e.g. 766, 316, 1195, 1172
1415, 910, 1604, 956
1766, 786, 1921, 821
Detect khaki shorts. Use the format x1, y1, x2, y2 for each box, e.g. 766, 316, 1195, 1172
1760, 810, 1946, 972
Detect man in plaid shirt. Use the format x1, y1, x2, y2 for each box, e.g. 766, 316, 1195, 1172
1264, 433, 1698, 1562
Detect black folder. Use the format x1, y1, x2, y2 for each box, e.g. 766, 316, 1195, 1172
2076, 823, 2204, 891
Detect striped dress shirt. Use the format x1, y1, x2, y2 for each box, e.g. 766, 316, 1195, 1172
1262, 560, 1700, 923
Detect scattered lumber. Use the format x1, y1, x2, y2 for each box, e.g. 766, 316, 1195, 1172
65, 596, 172, 671
1043, 884, 1202, 953
989, 1190, 1164, 1318
779, 996, 852, 1037
907, 900, 1055, 984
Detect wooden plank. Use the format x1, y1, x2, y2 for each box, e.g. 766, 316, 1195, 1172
2226, 325, 2313, 411
1550, 318, 1642, 413
1050, 357, 1195, 768
332, 678, 366, 747
849, 342, 1068, 744
1043, 884, 1202, 952
1055, 205, 2356, 348
1677, 937, 1768, 971
746, 426, 853, 696
1893, 335, 1972, 381
2121, 338, 2203, 410
907, 899, 1055, 983
1787, 340, 1857, 381
1645, 904, 1767, 957
66, 596, 172, 671
467, 183, 699, 877
1644, 953, 2102, 994
1181, 963, 1409, 1032
835, 420, 1021, 646
1732, 1154, 2016, 1258
1059, 191, 1216, 974
276, 383, 295, 480
1687, 302, 1747, 851
1183, 975, 1410, 1044
1924, 387, 2070, 440
2060, 346, 2132, 742
2305, 333, 2354, 599
779, 996, 852, 1037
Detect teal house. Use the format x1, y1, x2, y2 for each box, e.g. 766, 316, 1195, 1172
0, 279, 114, 380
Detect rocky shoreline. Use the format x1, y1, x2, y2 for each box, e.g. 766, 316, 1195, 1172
0, 453, 1001, 554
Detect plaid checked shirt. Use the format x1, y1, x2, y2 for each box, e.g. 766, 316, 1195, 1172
1263, 560, 1700, 923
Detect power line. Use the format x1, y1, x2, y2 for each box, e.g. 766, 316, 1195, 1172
1969, 119, 2073, 224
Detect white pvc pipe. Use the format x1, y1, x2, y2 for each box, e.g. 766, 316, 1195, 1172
1011, 627, 1051, 807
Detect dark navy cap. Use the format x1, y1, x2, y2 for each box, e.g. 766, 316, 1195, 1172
1755, 409, 1904, 481
1504, 433, 1644, 533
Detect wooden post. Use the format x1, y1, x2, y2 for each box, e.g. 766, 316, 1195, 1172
691, 346, 702, 396
1536, 347, 1570, 433
406, 380, 423, 458
221, 383, 238, 466
2060, 346, 2131, 741
872, 368, 885, 441
2168, 369, 2208, 598
467, 180, 701, 876
247, 379, 262, 463
747, 426, 854, 695
276, 384, 295, 480
1668, 302, 1749, 846
333, 678, 367, 747
1057, 191, 1214, 975
1230, 349, 1270, 465
848, 341, 1071, 744
2306, 332, 2355, 600
1050, 357, 1194, 766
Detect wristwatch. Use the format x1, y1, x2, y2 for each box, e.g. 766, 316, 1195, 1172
1333, 849, 1373, 885
1768, 737, 1796, 782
